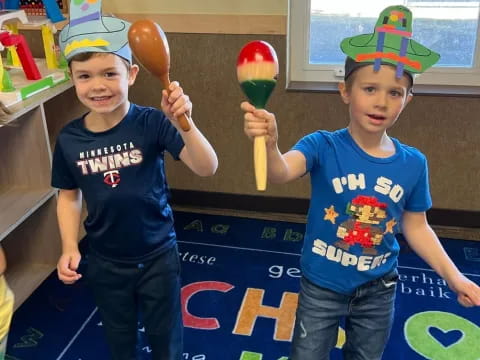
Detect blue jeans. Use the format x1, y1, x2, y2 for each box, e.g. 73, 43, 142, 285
290, 270, 398, 360
87, 245, 183, 360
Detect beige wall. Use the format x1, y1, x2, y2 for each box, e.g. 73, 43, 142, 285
103, 0, 287, 15
29, 2, 478, 212
104, 1, 287, 34
128, 33, 480, 212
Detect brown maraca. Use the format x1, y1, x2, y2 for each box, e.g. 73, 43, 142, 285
128, 19, 191, 132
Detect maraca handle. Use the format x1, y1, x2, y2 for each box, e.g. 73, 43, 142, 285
160, 75, 191, 132
254, 135, 267, 191
176, 113, 191, 132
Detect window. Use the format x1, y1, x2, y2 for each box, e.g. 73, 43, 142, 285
287, 0, 480, 94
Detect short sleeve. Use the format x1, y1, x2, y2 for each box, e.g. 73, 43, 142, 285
51, 140, 78, 190
404, 155, 432, 212
155, 111, 185, 160
291, 131, 327, 172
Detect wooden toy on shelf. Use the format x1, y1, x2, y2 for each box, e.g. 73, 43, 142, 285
0, 9, 68, 107
4, 23, 20, 67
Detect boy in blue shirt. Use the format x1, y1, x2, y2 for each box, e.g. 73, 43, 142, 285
241, 5, 480, 360
52, 1, 217, 359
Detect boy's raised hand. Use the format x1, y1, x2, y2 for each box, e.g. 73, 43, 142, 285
161, 81, 192, 128
241, 101, 278, 148
57, 251, 82, 285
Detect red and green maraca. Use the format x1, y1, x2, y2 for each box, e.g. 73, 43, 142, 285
237, 41, 279, 191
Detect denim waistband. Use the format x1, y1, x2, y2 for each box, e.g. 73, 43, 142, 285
360, 268, 399, 289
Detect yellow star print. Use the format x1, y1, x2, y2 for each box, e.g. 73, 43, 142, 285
324, 205, 339, 224
384, 219, 397, 234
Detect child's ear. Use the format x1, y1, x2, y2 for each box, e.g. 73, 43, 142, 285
406, 92, 413, 104
402, 92, 413, 109
128, 64, 140, 86
338, 82, 350, 104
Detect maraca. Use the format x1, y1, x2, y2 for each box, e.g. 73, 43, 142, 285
237, 41, 278, 191
128, 19, 190, 132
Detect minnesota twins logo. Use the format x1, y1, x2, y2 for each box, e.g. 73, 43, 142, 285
104, 170, 120, 188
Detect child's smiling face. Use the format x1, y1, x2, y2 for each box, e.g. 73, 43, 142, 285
70, 53, 138, 116
339, 64, 412, 136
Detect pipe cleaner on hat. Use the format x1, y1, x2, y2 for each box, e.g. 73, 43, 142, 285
59, 0, 131, 62
340, 5, 440, 79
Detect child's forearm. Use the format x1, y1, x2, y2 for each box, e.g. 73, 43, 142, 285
57, 190, 83, 253
180, 123, 218, 177
266, 144, 291, 184
404, 222, 460, 284
266, 144, 306, 184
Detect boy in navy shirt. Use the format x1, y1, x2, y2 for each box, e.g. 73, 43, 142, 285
52, 1, 217, 359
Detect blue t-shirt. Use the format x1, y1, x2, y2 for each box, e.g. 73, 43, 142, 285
292, 128, 431, 294
51, 103, 185, 263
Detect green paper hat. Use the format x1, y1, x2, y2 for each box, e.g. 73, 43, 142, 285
59, 0, 131, 62
340, 5, 440, 79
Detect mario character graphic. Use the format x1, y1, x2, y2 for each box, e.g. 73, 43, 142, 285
335, 195, 388, 255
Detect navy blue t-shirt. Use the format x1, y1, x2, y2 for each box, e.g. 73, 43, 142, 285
51, 103, 185, 263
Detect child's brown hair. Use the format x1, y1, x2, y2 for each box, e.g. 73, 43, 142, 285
68, 52, 131, 72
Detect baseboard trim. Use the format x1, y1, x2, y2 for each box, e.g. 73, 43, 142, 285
170, 190, 479, 228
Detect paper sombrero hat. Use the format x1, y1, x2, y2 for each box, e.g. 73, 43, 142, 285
340, 5, 440, 79
59, 0, 131, 62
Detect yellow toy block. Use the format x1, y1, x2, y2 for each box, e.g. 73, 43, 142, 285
5, 24, 21, 67
42, 24, 58, 69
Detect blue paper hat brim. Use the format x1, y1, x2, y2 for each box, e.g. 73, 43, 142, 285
343, 56, 414, 86
60, 16, 132, 62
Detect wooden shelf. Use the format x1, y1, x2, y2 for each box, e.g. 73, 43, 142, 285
2, 197, 61, 310
0, 188, 56, 242
18, 16, 69, 31
43, 84, 88, 150
1, 80, 73, 125
5, 263, 55, 311
0, 78, 80, 310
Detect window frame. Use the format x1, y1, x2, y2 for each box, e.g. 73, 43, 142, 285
287, 0, 480, 95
